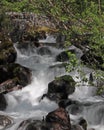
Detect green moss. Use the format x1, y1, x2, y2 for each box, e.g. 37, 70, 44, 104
55, 75, 76, 87
97, 85, 104, 95
56, 75, 73, 81
0, 47, 16, 64
0, 33, 13, 50
0, 47, 15, 56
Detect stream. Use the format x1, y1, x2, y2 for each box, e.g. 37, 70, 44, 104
1, 36, 104, 130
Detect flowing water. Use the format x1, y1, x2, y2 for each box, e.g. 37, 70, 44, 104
1, 37, 104, 130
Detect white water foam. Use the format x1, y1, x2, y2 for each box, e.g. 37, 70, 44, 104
4, 43, 104, 130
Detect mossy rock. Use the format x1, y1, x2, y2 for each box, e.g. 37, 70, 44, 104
7, 63, 32, 86
0, 47, 17, 65
0, 33, 13, 50
56, 51, 69, 62
0, 63, 31, 86
47, 75, 76, 100
12, 64, 32, 86
56, 50, 75, 62
0, 32, 16, 65
0, 40, 13, 51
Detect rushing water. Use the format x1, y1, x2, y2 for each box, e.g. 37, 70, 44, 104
1, 38, 104, 130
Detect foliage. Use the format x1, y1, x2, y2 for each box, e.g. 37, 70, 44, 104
29, 0, 104, 71
0, 0, 104, 72
66, 51, 78, 72
94, 70, 104, 95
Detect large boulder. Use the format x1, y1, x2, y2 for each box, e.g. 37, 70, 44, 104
17, 108, 71, 130
47, 75, 76, 101
0, 93, 7, 110
0, 63, 31, 94
46, 107, 71, 130
0, 33, 17, 65
0, 78, 23, 94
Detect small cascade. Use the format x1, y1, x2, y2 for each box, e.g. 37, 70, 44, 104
0, 35, 103, 130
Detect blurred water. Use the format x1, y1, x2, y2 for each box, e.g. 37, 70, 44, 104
1, 42, 104, 130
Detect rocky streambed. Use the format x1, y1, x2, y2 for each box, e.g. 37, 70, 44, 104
0, 21, 104, 130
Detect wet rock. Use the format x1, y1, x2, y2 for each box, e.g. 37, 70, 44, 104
42, 93, 68, 102
17, 119, 52, 130
15, 32, 41, 49
66, 100, 84, 115
56, 49, 75, 62
0, 63, 31, 93
78, 118, 87, 130
0, 115, 13, 129
0, 94, 7, 110
17, 40, 41, 50
46, 107, 71, 130
88, 128, 95, 130
81, 51, 104, 71
58, 99, 77, 108
11, 63, 32, 86
47, 75, 76, 101
37, 46, 52, 55
71, 125, 83, 130
56, 51, 70, 62
18, 108, 71, 130
68, 104, 83, 115
0, 33, 17, 65
0, 79, 23, 94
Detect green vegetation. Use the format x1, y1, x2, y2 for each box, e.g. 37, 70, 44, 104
0, 0, 104, 72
